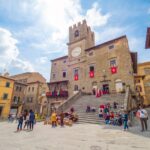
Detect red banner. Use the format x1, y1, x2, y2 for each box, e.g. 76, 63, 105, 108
74, 74, 78, 81
89, 71, 94, 78
111, 67, 117, 74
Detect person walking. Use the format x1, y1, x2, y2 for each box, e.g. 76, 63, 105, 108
17, 113, 24, 131
137, 105, 148, 132
122, 111, 128, 131
51, 111, 57, 128
60, 111, 64, 127
24, 112, 29, 130
29, 110, 35, 131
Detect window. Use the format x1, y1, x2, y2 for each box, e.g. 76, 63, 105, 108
16, 86, 19, 91
74, 68, 78, 75
28, 87, 30, 92
74, 85, 78, 91
73, 68, 79, 80
89, 66, 94, 72
27, 97, 33, 103
144, 68, 150, 75
32, 87, 34, 92
19, 87, 22, 91
52, 73, 56, 79
108, 44, 114, 50
89, 65, 95, 78
18, 97, 20, 103
110, 59, 117, 67
63, 71, 66, 78
74, 30, 79, 37
3, 93, 8, 100
13, 96, 17, 102
5, 82, 10, 88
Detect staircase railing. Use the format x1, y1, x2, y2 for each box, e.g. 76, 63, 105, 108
57, 91, 82, 113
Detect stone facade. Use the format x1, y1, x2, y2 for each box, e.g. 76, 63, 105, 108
135, 62, 150, 105
10, 81, 27, 115
11, 72, 48, 113
49, 20, 136, 99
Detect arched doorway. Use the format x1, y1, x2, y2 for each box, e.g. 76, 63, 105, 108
92, 81, 97, 95
73, 85, 79, 94
115, 79, 123, 93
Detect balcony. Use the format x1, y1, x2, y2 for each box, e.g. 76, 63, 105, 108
46, 91, 68, 98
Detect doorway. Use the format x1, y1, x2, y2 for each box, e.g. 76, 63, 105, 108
115, 79, 123, 92
0, 106, 3, 117
102, 84, 109, 94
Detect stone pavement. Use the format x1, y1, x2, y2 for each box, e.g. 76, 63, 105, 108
0, 121, 150, 150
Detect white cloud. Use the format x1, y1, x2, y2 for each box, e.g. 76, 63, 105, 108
0, 27, 34, 72
36, 57, 48, 64
0, 0, 111, 79
12, 0, 111, 54
11, 59, 34, 72
86, 2, 111, 27
0, 27, 19, 68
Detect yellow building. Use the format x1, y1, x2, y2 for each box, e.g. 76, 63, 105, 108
135, 62, 150, 106
0, 75, 15, 118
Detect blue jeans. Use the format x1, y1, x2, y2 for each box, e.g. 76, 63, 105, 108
105, 120, 110, 124
17, 122, 23, 130
124, 120, 128, 129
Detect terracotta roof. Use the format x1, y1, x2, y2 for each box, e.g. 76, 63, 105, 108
51, 55, 68, 62
0, 75, 15, 81
28, 81, 45, 84
85, 35, 127, 51
14, 81, 28, 86
138, 61, 150, 66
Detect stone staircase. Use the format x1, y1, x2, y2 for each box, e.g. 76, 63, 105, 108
66, 93, 125, 124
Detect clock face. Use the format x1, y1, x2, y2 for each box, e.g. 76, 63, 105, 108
71, 47, 81, 57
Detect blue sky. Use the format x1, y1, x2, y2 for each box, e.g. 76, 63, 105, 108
0, 0, 150, 81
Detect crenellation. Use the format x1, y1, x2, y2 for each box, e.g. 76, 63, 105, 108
78, 21, 81, 26
73, 24, 77, 28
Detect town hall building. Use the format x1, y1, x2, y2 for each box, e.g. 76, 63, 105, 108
47, 20, 137, 104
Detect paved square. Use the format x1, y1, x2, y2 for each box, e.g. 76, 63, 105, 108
0, 122, 150, 150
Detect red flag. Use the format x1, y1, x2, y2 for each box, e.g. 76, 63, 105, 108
74, 74, 78, 81
111, 67, 117, 74
89, 71, 94, 78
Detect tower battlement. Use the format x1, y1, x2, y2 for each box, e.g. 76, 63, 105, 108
69, 20, 87, 31
68, 19, 95, 47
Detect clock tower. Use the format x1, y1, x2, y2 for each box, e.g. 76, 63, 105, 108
67, 20, 95, 60
67, 20, 95, 95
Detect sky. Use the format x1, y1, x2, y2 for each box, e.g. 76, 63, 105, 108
0, 0, 150, 81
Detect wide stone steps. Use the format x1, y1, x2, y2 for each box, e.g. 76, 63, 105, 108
65, 94, 125, 124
